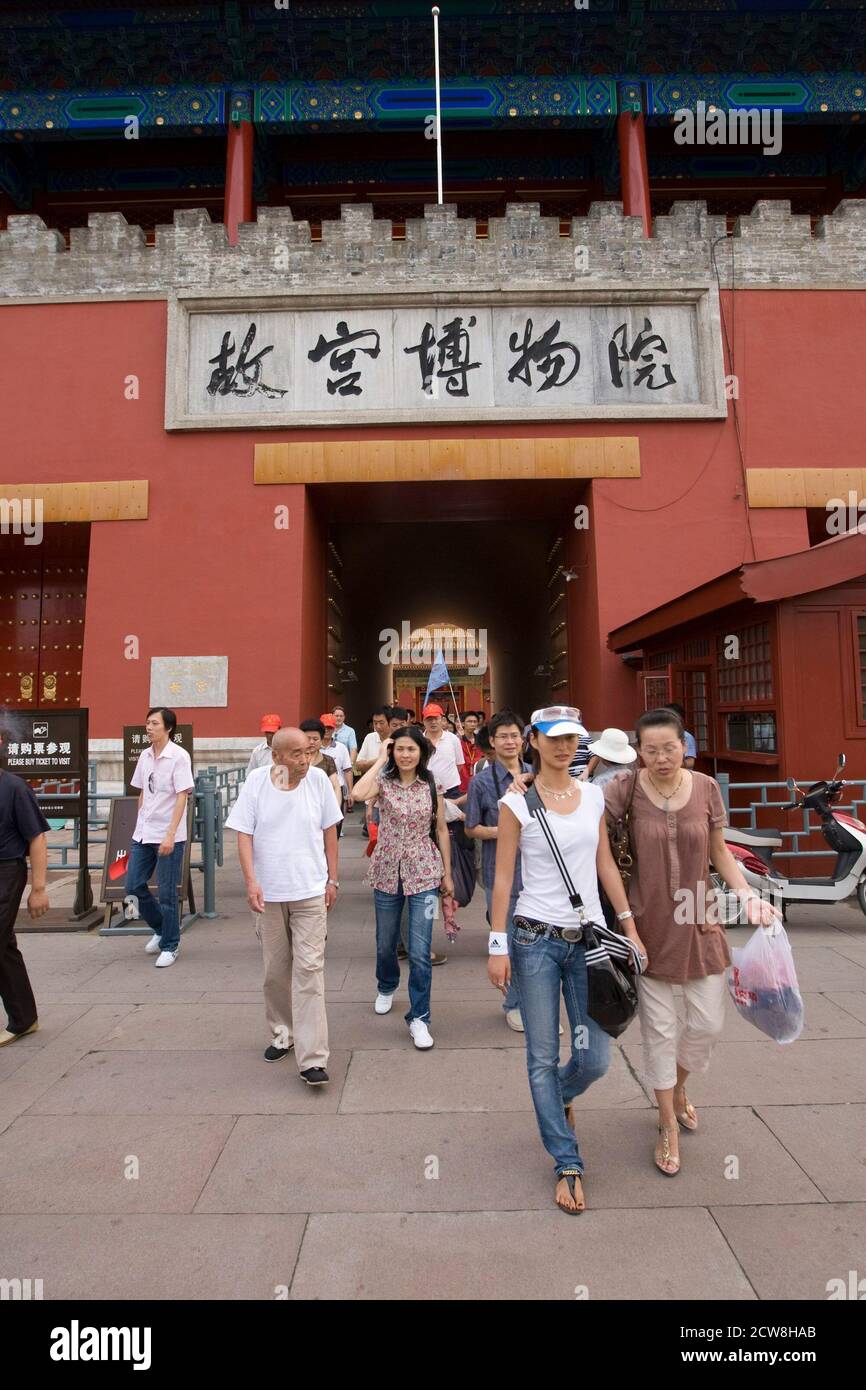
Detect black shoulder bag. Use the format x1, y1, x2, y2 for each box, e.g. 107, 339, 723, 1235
524, 784, 641, 1039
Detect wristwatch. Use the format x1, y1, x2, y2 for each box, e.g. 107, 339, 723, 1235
327, 878, 340, 888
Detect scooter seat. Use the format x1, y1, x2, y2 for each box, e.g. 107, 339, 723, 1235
726, 826, 783, 847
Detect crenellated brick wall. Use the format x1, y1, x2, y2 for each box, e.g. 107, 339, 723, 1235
1, 198, 864, 299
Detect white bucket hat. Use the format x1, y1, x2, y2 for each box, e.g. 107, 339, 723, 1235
587, 727, 637, 764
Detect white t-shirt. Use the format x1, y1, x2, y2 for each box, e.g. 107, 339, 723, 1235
356, 731, 383, 765
500, 782, 605, 932
323, 738, 352, 790
427, 729, 464, 792
226, 765, 342, 902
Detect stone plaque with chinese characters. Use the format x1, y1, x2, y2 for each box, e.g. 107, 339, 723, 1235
149, 657, 228, 708
165, 289, 726, 429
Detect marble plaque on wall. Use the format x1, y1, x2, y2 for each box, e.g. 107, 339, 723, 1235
165, 286, 727, 430
150, 656, 228, 708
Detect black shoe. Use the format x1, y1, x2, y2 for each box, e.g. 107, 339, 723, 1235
264, 1043, 293, 1062
300, 1066, 329, 1086
397, 942, 408, 959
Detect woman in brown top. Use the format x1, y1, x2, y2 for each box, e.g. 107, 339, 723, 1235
604, 708, 780, 1177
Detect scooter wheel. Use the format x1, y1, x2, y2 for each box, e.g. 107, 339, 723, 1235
857, 878, 866, 918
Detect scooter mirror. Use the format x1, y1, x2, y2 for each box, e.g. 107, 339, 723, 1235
839, 752, 847, 772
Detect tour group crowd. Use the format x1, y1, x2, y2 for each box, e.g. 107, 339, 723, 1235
0, 698, 780, 1215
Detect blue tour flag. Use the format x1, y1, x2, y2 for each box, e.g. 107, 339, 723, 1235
424, 649, 450, 707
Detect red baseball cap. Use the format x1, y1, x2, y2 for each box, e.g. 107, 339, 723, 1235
319, 713, 337, 728
260, 713, 281, 733
423, 703, 444, 718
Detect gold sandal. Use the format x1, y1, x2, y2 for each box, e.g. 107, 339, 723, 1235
674, 1091, 698, 1132
655, 1125, 680, 1177
555, 1169, 586, 1214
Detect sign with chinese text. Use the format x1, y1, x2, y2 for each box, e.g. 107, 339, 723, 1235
149, 657, 228, 708
0, 708, 92, 916
166, 290, 726, 429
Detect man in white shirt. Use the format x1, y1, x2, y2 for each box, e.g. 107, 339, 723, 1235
127, 707, 195, 968
422, 702, 465, 797
226, 726, 342, 1086
246, 713, 281, 776
355, 707, 390, 774
320, 713, 354, 807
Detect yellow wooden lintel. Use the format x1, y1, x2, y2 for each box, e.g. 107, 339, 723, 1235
0, 481, 149, 522
747, 468, 866, 508
254, 436, 641, 485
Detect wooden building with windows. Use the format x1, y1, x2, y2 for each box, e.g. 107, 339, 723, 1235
608, 530, 866, 781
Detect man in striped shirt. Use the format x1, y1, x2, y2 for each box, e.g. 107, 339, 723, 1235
567, 708, 592, 779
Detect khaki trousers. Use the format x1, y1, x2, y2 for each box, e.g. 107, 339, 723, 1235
637, 971, 727, 1091
255, 897, 328, 1070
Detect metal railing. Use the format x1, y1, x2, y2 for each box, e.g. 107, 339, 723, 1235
43, 765, 231, 919
716, 774, 866, 860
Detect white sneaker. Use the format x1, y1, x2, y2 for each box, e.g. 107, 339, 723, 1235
155, 950, 177, 968
505, 1008, 525, 1032
374, 992, 394, 1014
409, 1019, 434, 1049
144, 935, 161, 955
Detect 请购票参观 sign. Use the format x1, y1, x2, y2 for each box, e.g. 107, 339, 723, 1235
165, 289, 727, 430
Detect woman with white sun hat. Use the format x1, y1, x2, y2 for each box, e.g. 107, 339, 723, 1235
586, 727, 638, 787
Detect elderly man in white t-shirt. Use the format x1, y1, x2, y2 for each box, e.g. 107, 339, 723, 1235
226, 727, 342, 1086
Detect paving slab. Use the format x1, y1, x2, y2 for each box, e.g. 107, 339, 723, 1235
69, 953, 350, 996
29, 1047, 350, 1115
0, 1004, 96, 1081
337, 955, 510, 1001
756, 1104, 866, 1202
289, 1209, 757, 1300
339, 1042, 644, 1113
0, 1214, 306, 1300
94, 999, 531, 1052
769, 947, 866, 992
821, 940, 866, 969
622, 1038, 866, 1106
824, 991, 866, 1025
195, 1106, 820, 1215
712, 1204, 866, 1301
0, 1005, 136, 1137
0, 1114, 236, 1213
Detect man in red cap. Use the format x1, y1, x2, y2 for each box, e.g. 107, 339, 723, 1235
246, 714, 281, 778
422, 703, 465, 799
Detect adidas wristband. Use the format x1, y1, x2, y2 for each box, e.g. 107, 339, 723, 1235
488, 932, 509, 956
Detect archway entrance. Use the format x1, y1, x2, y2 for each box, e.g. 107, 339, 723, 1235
312, 478, 586, 730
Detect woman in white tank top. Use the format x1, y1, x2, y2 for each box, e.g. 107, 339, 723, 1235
489, 706, 646, 1215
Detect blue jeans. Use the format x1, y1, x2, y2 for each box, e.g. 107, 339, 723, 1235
511, 924, 610, 1177
373, 886, 437, 1024
486, 887, 521, 1015
126, 840, 185, 953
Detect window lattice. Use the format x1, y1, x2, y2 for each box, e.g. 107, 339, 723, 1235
717, 622, 773, 703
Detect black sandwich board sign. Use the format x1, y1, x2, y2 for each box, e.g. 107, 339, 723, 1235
0, 707, 92, 917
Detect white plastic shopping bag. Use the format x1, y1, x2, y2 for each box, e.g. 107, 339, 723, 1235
727, 921, 804, 1044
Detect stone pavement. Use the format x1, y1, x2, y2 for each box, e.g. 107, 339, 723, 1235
2, 820, 865, 1301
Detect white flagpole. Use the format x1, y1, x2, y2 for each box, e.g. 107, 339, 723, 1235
432, 6, 443, 205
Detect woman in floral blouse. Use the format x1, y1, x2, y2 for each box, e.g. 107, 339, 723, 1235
353, 726, 453, 1050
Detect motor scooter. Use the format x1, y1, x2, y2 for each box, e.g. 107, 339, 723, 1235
711, 753, 866, 923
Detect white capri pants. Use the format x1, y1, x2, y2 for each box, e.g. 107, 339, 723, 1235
637, 971, 727, 1091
